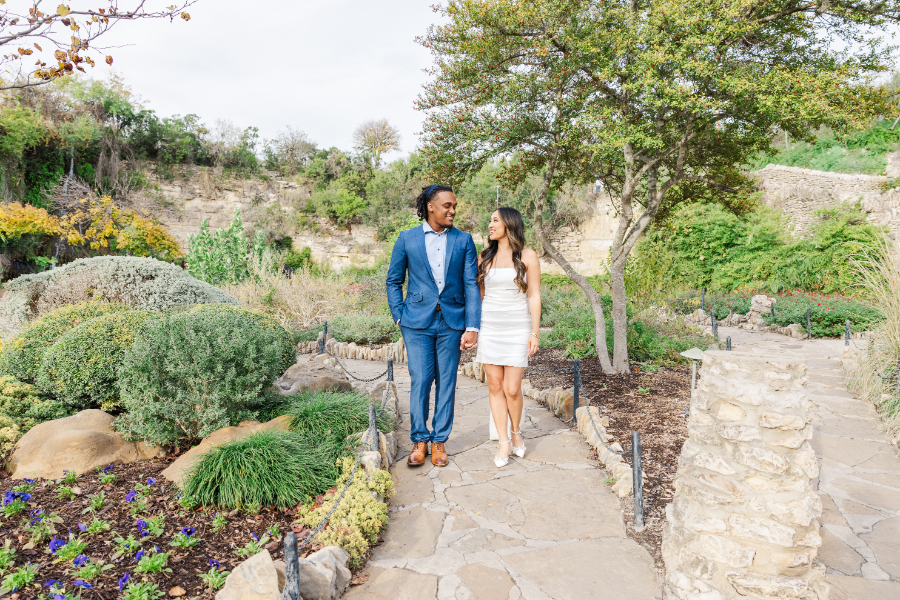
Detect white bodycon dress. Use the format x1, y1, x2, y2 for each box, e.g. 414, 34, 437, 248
475, 268, 532, 368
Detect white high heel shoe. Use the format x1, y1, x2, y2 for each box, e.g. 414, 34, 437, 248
494, 440, 511, 468
511, 430, 526, 458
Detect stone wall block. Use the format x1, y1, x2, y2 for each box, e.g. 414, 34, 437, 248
662, 351, 826, 599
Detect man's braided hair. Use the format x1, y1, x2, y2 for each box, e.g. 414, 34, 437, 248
415, 184, 453, 221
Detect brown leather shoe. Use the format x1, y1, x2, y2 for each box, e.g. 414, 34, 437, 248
407, 441, 429, 466
431, 441, 449, 467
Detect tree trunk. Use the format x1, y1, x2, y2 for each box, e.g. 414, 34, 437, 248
530, 153, 615, 374
608, 255, 630, 373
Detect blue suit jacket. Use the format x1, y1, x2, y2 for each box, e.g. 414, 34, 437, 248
386, 225, 482, 331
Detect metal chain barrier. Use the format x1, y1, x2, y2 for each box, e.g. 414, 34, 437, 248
324, 347, 390, 382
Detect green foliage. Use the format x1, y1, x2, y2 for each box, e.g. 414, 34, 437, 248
0, 302, 127, 383
306, 183, 367, 230
85, 517, 111, 534
73, 559, 113, 581
0, 376, 70, 452
134, 548, 171, 575
37, 310, 156, 410
749, 120, 900, 175
642, 202, 884, 294
283, 246, 316, 272
122, 581, 164, 600
51, 533, 88, 563
0, 541, 15, 576
198, 567, 229, 590
234, 533, 270, 558
182, 431, 336, 510
329, 313, 397, 344
0, 563, 37, 594
187, 210, 269, 285
540, 288, 708, 362
287, 391, 394, 460
117, 303, 295, 445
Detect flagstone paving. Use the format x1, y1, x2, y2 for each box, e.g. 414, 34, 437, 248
338, 358, 662, 600
719, 327, 900, 599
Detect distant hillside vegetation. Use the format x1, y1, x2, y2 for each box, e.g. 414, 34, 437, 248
749, 119, 900, 175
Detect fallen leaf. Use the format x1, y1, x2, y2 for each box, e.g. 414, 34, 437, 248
169, 586, 186, 597
349, 571, 369, 586
264, 541, 279, 552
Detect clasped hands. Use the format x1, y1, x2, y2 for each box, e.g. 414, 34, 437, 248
460, 330, 478, 350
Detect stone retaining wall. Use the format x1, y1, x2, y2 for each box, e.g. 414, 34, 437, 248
661, 351, 827, 600
751, 163, 900, 240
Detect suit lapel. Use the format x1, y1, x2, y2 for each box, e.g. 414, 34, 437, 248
414, 226, 437, 288
444, 227, 458, 282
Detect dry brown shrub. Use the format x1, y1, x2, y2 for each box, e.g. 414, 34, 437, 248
846, 236, 900, 439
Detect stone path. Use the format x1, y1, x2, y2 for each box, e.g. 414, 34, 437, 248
338, 358, 661, 600
721, 327, 900, 599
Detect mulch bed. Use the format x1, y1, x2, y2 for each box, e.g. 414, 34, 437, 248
0, 455, 327, 599
523, 348, 693, 573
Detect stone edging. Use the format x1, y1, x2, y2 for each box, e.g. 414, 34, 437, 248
458, 360, 636, 498
298, 335, 409, 364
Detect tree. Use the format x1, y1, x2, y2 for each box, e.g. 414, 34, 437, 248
1, 1, 193, 91
418, 0, 897, 373
352, 118, 402, 168
270, 126, 316, 174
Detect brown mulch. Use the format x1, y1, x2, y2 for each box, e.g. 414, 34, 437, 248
0, 455, 324, 599
523, 348, 692, 573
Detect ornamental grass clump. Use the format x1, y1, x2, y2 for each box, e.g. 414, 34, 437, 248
116, 304, 295, 446
286, 391, 394, 460
295, 456, 394, 569
0, 302, 127, 383
180, 431, 336, 510
37, 310, 157, 411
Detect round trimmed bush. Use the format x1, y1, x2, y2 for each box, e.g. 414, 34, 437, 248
36, 310, 157, 411
0, 302, 128, 383
0, 256, 238, 339
181, 430, 336, 510
116, 304, 296, 446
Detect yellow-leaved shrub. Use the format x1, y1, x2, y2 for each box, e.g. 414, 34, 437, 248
294, 456, 394, 569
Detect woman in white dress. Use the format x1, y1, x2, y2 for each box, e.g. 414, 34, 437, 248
474, 207, 541, 467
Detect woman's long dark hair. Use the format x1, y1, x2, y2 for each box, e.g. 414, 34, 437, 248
477, 207, 528, 293
414, 184, 453, 221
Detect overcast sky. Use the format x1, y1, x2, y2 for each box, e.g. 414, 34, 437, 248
94, 0, 444, 157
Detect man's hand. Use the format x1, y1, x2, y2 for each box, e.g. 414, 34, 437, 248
461, 330, 478, 350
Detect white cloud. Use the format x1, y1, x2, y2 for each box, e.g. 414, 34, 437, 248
96, 0, 443, 155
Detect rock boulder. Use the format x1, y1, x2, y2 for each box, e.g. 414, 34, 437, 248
273, 361, 352, 396
5, 409, 166, 480
216, 550, 281, 600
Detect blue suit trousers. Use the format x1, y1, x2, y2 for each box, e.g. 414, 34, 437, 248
401, 311, 462, 443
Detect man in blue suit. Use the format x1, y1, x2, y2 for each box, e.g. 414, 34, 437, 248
386, 185, 481, 467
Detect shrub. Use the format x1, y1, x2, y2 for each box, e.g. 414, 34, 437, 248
0, 375, 71, 431
283, 247, 315, 272
187, 209, 268, 285
116, 304, 295, 445
181, 430, 336, 510
540, 292, 709, 362
37, 310, 157, 411
0, 302, 127, 383
0, 256, 238, 339
295, 456, 394, 569
329, 313, 396, 344
287, 391, 394, 461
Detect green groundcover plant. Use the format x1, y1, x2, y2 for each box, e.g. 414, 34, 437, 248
0, 376, 71, 454
286, 391, 395, 459
672, 290, 881, 337
37, 310, 156, 411
181, 430, 338, 510
116, 304, 295, 446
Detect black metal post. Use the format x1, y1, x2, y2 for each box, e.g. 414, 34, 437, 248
701, 288, 706, 312
806, 308, 812, 339
323, 321, 328, 339
387, 358, 394, 382
712, 314, 718, 339
369, 340, 373, 350
726, 336, 732, 351
317, 331, 325, 356
632, 431, 644, 531
573, 358, 581, 415
368, 403, 378, 452
283, 532, 301, 600
845, 319, 851, 346
770, 303, 775, 318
